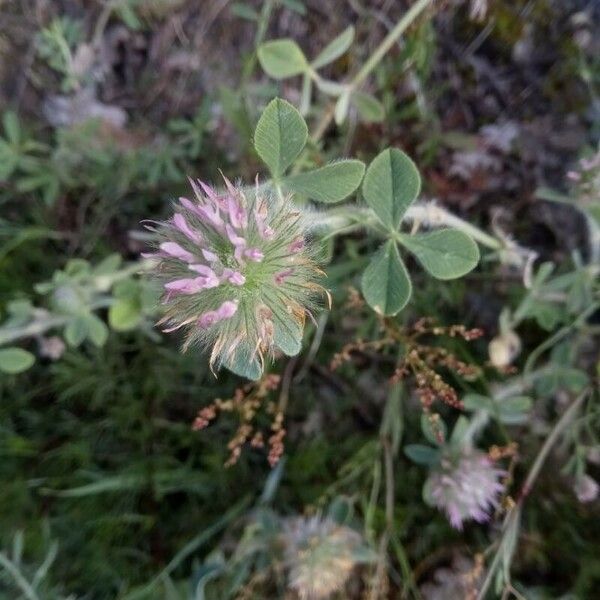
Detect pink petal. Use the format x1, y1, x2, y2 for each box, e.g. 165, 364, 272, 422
173, 213, 201, 243
225, 224, 245, 246
198, 311, 218, 328
274, 268, 293, 285
227, 196, 248, 229
160, 242, 195, 262
244, 247, 263, 262
216, 300, 238, 319
288, 237, 305, 253
202, 249, 219, 262
222, 268, 245, 285
164, 278, 203, 294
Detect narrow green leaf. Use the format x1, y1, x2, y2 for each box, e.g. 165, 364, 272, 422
254, 98, 307, 178
0, 347, 35, 374
282, 159, 365, 203
361, 240, 411, 315
334, 91, 351, 125
230, 3, 259, 20
463, 393, 494, 412
311, 26, 354, 69
65, 315, 89, 347
353, 91, 385, 122
86, 314, 109, 347
3, 111, 20, 144
362, 148, 421, 229
404, 444, 440, 466
498, 396, 532, 424
257, 40, 308, 79
399, 229, 479, 279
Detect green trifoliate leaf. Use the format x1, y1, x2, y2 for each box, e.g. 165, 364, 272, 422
257, 40, 308, 79
362, 148, 421, 230
361, 240, 411, 316
352, 91, 385, 123
399, 229, 479, 279
311, 26, 354, 69
254, 98, 307, 178
282, 159, 365, 203
0, 347, 35, 374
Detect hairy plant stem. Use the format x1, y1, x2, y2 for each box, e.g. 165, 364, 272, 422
312, 202, 504, 252
475, 389, 589, 600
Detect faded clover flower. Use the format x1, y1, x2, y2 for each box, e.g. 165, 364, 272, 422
574, 473, 599, 504
282, 516, 373, 600
143, 176, 323, 378
424, 450, 506, 529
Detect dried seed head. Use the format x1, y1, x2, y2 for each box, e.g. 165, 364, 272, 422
282, 516, 371, 600
144, 176, 323, 378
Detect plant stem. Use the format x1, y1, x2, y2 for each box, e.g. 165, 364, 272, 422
0, 552, 40, 600
311, 0, 436, 142
476, 389, 589, 600
351, 0, 435, 91
312, 201, 505, 252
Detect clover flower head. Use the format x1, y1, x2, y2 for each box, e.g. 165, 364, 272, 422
143, 176, 322, 378
425, 450, 506, 529
282, 516, 368, 600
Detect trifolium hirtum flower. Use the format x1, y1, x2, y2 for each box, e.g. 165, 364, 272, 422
424, 449, 506, 529
143, 176, 324, 378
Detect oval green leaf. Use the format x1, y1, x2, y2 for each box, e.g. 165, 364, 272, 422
257, 39, 308, 79
109, 298, 142, 331
362, 148, 421, 230
353, 91, 385, 123
311, 26, 354, 69
0, 347, 35, 374
399, 228, 479, 279
282, 159, 365, 203
361, 240, 411, 316
254, 98, 307, 178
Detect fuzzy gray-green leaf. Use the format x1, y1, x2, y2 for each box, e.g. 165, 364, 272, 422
311, 26, 354, 69
257, 39, 308, 79
282, 159, 365, 203
399, 228, 479, 279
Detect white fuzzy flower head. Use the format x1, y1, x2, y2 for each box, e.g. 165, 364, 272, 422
143, 176, 323, 379
282, 516, 367, 600
425, 450, 506, 529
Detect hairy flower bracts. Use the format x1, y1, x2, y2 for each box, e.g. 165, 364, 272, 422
144, 177, 322, 379
282, 516, 373, 600
424, 450, 506, 529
